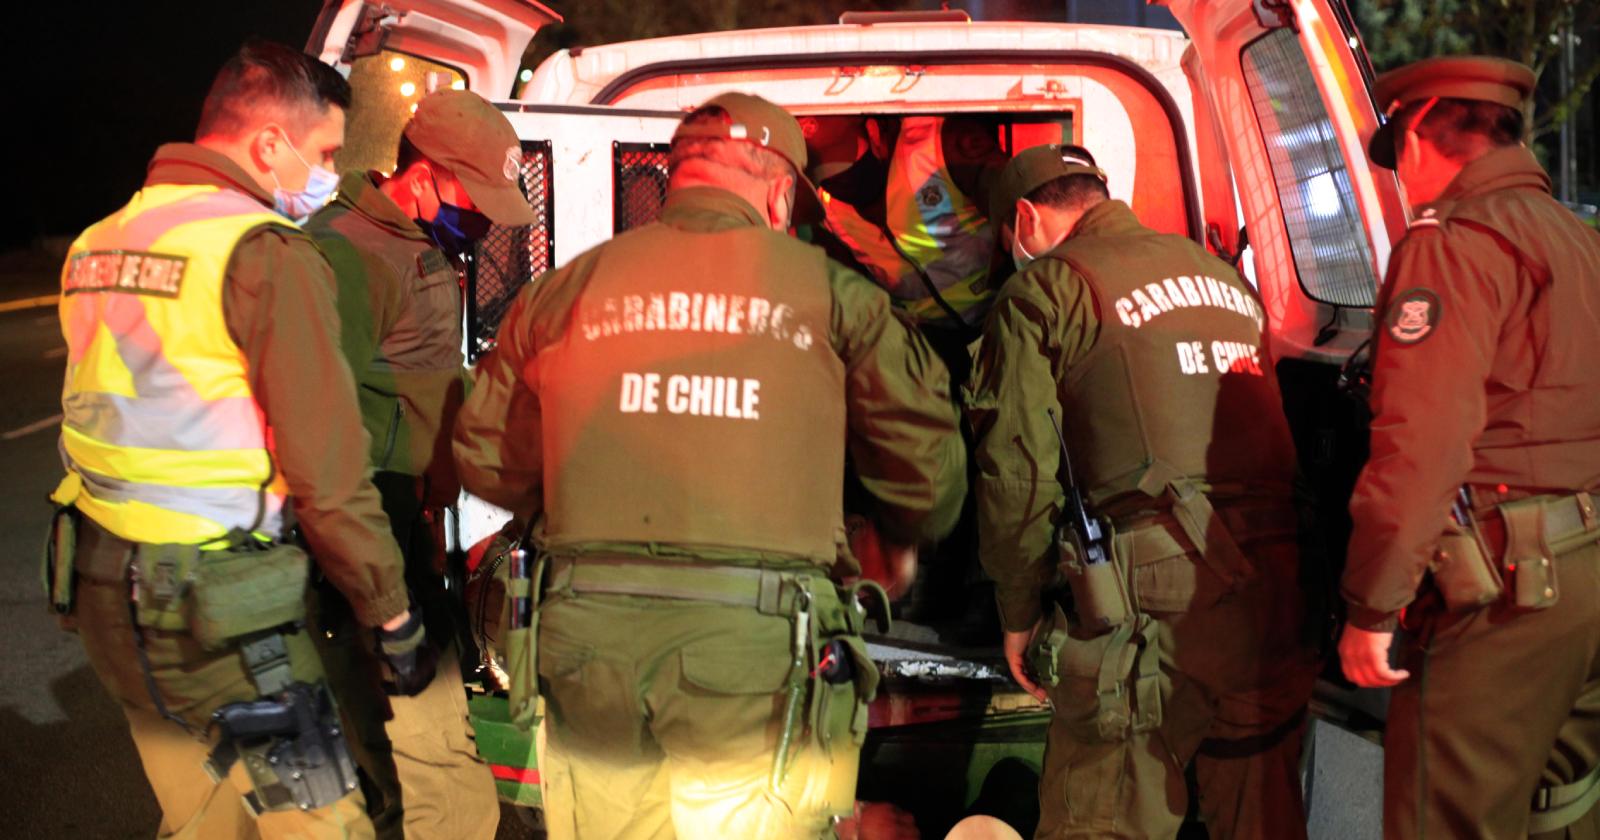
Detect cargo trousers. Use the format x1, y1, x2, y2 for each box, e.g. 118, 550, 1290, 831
1386, 500, 1600, 840
1035, 518, 1318, 840
313, 470, 499, 840
533, 564, 875, 840
71, 519, 372, 839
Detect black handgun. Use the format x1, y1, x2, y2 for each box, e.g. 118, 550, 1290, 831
1047, 408, 1111, 567
212, 696, 298, 742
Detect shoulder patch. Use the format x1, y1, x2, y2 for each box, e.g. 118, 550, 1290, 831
1383, 287, 1441, 345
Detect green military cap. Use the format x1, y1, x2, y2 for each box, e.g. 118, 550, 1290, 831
404, 89, 537, 226
989, 144, 1107, 226
672, 92, 824, 224
1367, 56, 1535, 169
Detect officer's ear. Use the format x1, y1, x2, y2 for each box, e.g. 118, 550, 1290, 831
1013, 198, 1040, 242
767, 174, 795, 232
251, 124, 288, 176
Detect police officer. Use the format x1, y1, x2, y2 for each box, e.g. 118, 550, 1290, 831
1338, 57, 1600, 838
452, 91, 966, 838
305, 89, 529, 840
45, 42, 424, 838
968, 146, 1317, 839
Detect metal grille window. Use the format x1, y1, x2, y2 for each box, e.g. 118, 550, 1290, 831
615, 143, 670, 233
1242, 29, 1377, 308
469, 140, 553, 362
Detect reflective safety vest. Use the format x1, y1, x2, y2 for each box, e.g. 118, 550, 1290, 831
51, 183, 292, 545
821, 116, 996, 326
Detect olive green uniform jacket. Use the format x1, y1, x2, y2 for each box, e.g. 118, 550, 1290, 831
1343, 146, 1600, 631
453, 187, 967, 562
306, 172, 471, 505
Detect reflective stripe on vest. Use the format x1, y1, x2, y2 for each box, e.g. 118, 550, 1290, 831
821, 116, 995, 325
53, 183, 290, 544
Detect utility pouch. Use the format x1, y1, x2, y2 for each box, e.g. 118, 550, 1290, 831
189, 538, 310, 651
1059, 530, 1131, 629
1028, 604, 1070, 689
1430, 521, 1503, 612
504, 544, 547, 730
133, 543, 200, 633
1499, 497, 1558, 611
800, 582, 879, 816
1053, 614, 1163, 743
42, 506, 79, 619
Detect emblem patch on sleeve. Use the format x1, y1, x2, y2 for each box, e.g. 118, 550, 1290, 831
1384, 288, 1441, 345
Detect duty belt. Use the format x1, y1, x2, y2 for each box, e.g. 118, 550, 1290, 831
1478, 491, 1600, 553
545, 556, 824, 616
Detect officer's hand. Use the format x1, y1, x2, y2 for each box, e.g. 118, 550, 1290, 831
1002, 627, 1047, 702
835, 801, 920, 840
847, 516, 919, 600
376, 605, 439, 696
1338, 623, 1410, 688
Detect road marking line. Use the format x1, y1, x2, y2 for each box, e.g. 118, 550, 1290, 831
2, 413, 62, 441
0, 294, 58, 313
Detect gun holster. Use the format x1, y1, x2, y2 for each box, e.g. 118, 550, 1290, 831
205, 681, 359, 815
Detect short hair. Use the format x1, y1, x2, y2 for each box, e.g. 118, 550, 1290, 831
195, 40, 352, 140
1025, 173, 1109, 212
668, 106, 792, 184
1396, 97, 1524, 162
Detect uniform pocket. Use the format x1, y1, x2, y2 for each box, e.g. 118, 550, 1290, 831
1049, 616, 1163, 744
679, 636, 793, 695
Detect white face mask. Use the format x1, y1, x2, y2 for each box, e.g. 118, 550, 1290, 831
268, 130, 339, 222
1011, 208, 1038, 270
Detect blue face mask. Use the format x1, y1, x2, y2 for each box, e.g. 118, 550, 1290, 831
416, 173, 493, 261
269, 129, 339, 222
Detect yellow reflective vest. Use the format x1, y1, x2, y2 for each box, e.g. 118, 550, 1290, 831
820, 116, 997, 326
52, 183, 292, 545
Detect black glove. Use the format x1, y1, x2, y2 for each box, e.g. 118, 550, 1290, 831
376, 605, 439, 697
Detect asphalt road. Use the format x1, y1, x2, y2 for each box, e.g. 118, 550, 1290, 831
0, 258, 1379, 838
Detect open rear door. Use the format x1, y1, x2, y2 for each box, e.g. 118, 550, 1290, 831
307, 0, 560, 97
1157, 0, 1406, 361
1159, 0, 1407, 739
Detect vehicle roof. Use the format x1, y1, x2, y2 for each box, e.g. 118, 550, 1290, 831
522, 21, 1193, 107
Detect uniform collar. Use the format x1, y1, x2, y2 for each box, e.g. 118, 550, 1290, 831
144, 143, 276, 209
1058, 199, 1145, 248
660, 187, 768, 230
326, 171, 432, 242
1437, 145, 1551, 204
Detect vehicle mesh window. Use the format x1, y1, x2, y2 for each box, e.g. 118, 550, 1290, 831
1242, 29, 1377, 308
469, 140, 553, 362
615, 143, 670, 233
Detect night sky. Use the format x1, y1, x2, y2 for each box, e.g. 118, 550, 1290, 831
11, 1, 325, 250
